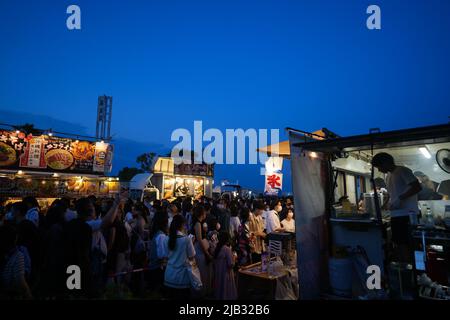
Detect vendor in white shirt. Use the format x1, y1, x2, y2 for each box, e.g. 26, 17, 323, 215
371, 152, 421, 263
265, 201, 285, 234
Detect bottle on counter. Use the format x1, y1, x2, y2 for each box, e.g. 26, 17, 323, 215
420, 203, 428, 221
425, 207, 435, 228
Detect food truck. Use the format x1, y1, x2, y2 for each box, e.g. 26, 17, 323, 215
288, 123, 450, 300
130, 156, 214, 201
0, 127, 118, 208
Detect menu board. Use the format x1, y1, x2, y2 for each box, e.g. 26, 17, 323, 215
0, 130, 113, 174
173, 177, 204, 199
93, 141, 108, 172
174, 163, 214, 177
19, 136, 46, 169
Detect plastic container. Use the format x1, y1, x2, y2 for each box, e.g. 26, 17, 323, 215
261, 252, 269, 272
329, 257, 353, 297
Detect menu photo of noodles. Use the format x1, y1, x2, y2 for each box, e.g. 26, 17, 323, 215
44, 136, 97, 173
0, 142, 17, 167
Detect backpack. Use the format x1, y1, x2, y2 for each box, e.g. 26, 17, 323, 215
114, 222, 130, 253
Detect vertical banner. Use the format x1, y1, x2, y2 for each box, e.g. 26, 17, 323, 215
19, 136, 46, 169
93, 141, 108, 172
264, 172, 283, 195
104, 144, 114, 174
265, 156, 283, 173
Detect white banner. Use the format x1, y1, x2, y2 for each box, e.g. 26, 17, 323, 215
264, 172, 283, 194
265, 156, 283, 173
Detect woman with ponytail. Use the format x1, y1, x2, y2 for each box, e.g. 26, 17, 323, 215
164, 214, 195, 300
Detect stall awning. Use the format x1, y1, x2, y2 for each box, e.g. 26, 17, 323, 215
257, 140, 291, 158
257, 129, 330, 158
293, 123, 450, 153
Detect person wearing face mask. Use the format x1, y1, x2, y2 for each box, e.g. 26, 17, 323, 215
280, 198, 293, 221
281, 209, 295, 233
265, 200, 284, 234
248, 201, 266, 263
167, 203, 179, 227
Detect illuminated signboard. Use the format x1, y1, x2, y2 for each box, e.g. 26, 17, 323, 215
0, 130, 113, 174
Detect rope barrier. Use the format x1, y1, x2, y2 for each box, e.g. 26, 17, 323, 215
108, 267, 151, 278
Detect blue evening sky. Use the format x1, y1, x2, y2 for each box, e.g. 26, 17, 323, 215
1, 0, 449, 192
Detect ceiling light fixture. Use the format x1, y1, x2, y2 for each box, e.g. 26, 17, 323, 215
419, 147, 431, 159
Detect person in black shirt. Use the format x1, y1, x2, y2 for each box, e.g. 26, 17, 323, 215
39, 200, 67, 298
63, 199, 93, 298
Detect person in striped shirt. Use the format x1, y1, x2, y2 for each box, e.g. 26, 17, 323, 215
0, 225, 33, 299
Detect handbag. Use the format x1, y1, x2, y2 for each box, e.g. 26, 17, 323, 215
186, 258, 203, 291
186, 246, 203, 291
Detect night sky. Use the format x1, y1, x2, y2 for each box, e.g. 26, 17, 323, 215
1, 0, 449, 192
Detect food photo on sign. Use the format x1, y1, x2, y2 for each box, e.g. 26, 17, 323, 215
0, 130, 111, 174
0, 130, 27, 167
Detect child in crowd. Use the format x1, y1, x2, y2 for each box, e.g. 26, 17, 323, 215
213, 231, 237, 300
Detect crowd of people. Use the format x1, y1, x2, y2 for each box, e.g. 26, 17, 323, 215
0, 192, 295, 300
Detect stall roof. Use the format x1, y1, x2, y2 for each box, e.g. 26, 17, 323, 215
293, 123, 450, 153
256, 140, 291, 158
257, 128, 332, 158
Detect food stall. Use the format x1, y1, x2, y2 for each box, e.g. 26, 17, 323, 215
130, 157, 214, 200
0, 128, 118, 208
243, 129, 331, 300
289, 123, 450, 300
